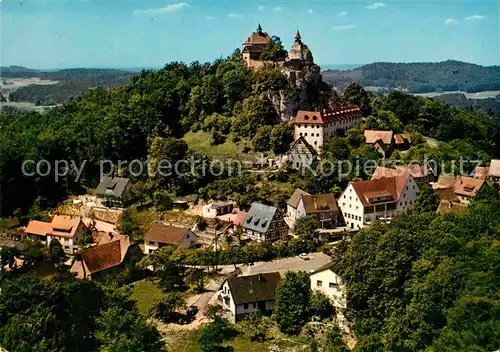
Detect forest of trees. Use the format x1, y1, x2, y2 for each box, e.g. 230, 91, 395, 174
339, 197, 500, 351
322, 60, 500, 93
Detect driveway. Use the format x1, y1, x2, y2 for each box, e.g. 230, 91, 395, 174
241, 252, 332, 277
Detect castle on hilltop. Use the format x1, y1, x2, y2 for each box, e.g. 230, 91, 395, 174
242, 24, 318, 75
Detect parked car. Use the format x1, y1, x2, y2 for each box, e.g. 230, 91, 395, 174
299, 253, 310, 260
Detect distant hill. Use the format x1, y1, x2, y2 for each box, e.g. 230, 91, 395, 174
1, 66, 135, 105
322, 60, 500, 93
435, 93, 500, 117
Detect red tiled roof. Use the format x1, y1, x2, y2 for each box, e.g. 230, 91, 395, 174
217, 211, 249, 227
372, 165, 430, 180
293, 106, 362, 125
80, 240, 122, 274
474, 166, 489, 180
144, 223, 195, 245
25, 216, 84, 239
364, 130, 394, 145
433, 175, 485, 198
352, 171, 411, 206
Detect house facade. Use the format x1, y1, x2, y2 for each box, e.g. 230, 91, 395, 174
433, 175, 486, 205
283, 136, 317, 170
242, 203, 289, 242
144, 223, 198, 254
295, 194, 340, 228
309, 263, 346, 310
217, 272, 281, 323
286, 188, 310, 220
339, 172, 420, 229
24, 216, 87, 253
95, 176, 131, 207
202, 202, 234, 219
293, 107, 363, 154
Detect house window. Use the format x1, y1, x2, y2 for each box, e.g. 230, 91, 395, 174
300, 133, 303, 136
413, 185, 415, 189
186, 234, 190, 238
317, 280, 322, 287
400, 202, 402, 206
244, 303, 249, 309
316, 133, 320, 137
305, 133, 308, 136
329, 282, 337, 288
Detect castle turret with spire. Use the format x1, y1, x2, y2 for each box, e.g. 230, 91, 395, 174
242, 24, 271, 69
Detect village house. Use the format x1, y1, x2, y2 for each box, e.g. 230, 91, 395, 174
473, 160, 500, 184
243, 203, 289, 242
309, 262, 346, 310
372, 164, 434, 186
95, 176, 131, 207
293, 107, 363, 154
202, 202, 234, 219
433, 175, 487, 205
286, 188, 310, 220
295, 194, 341, 229
216, 210, 249, 228
24, 216, 88, 254
70, 233, 142, 279
217, 272, 281, 323
363, 130, 394, 158
143, 223, 198, 254
282, 136, 318, 170
393, 132, 412, 150
339, 171, 420, 229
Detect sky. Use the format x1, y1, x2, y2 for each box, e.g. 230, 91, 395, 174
1, 0, 499, 69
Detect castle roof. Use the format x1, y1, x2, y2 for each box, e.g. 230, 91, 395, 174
243, 24, 271, 45
293, 106, 362, 125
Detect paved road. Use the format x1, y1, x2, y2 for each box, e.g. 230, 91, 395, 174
241, 252, 332, 277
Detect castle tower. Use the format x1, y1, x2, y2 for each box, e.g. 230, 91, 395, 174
242, 24, 271, 69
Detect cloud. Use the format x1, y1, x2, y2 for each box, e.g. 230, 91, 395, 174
332, 24, 356, 31
257, 5, 265, 10
444, 18, 458, 25
133, 2, 190, 15
465, 14, 486, 21
308, 8, 315, 15
366, 2, 386, 10
274, 6, 283, 11
227, 13, 243, 19
205, 16, 217, 20
338, 11, 347, 17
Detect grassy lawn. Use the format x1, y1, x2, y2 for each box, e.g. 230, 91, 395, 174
166, 328, 269, 352
183, 131, 257, 161
130, 279, 164, 315
424, 136, 440, 148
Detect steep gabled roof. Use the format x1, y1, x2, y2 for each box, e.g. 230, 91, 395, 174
243, 202, 280, 234
287, 188, 310, 208
226, 272, 281, 305
351, 171, 411, 207
364, 130, 394, 145
288, 136, 318, 156
433, 175, 485, 198
80, 240, 122, 274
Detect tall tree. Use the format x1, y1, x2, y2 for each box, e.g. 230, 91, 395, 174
274, 271, 311, 334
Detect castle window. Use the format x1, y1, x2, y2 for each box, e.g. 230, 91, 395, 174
304, 115, 309, 120
313, 115, 317, 120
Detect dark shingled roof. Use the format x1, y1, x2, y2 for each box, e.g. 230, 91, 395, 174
243, 202, 279, 234
227, 272, 281, 305
95, 176, 130, 197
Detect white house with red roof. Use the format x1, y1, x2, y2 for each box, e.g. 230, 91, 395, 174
293, 106, 363, 153
339, 170, 420, 229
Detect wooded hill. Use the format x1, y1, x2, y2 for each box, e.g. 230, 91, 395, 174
322, 60, 500, 93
